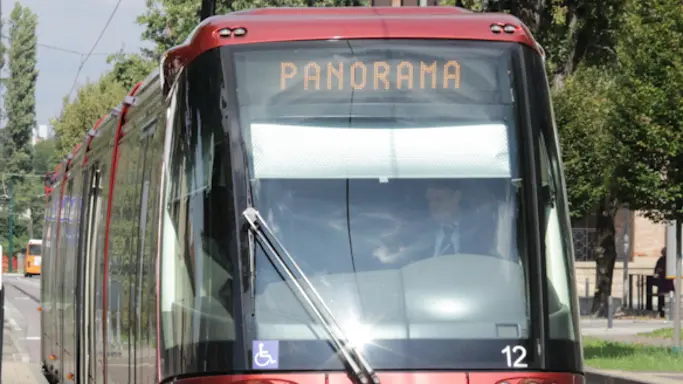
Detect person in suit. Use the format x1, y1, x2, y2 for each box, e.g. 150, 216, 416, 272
425, 181, 466, 257
370, 180, 501, 267
422, 179, 501, 259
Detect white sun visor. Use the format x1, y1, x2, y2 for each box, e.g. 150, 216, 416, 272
250, 123, 512, 179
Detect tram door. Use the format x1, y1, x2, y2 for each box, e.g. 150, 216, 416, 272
80, 165, 105, 383
57, 180, 74, 382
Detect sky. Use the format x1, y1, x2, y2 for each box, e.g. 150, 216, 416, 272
2, 0, 151, 126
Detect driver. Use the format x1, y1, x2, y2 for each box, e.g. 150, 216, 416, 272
423, 180, 480, 257
426, 181, 464, 257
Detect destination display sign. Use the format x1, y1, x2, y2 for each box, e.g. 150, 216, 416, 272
279, 60, 462, 92
233, 43, 509, 106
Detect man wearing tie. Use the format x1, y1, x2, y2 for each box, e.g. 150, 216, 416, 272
425, 181, 468, 257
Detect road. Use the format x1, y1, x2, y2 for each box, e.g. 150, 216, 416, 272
4, 274, 41, 362
3, 273, 47, 383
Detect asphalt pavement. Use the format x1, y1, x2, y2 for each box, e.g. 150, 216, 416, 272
2, 273, 47, 383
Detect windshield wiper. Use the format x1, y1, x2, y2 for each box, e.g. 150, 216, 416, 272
243, 207, 380, 384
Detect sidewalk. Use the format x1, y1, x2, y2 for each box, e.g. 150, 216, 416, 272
2, 362, 45, 384
2, 329, 45, 383
3, 298, 46, 383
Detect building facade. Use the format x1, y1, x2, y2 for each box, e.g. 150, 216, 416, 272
573, 208, 666, 301
32, 124, 55, 146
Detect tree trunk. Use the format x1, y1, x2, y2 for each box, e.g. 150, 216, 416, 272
590, 198, 618, 317
27, 207, 33, 239
551, 10, 579, 90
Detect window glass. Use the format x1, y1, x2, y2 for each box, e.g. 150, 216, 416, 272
234, 40, 531, 370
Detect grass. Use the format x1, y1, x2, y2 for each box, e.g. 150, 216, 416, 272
583, 336, 683, 371
637, 327, 675, 339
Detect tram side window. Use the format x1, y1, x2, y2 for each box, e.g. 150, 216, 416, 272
161, 68, 237, 372
107, 136, 145, 381
136, 120, 163, 383
521, 43, 579, 342
539, 135, 575, 341
93, 162, 111, 382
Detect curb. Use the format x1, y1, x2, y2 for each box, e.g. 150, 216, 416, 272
585, 368, 683, 384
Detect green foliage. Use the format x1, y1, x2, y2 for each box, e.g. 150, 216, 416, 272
0, 3, 42, 259
583, 336, 683, 372
609, 0, 683, 222
548, 0, 683, 315
0, 174, 44, 256
0, 19, 5, 122
553, 66, 617, 219
539, 0, 624, 83
0, 212, 29, 255
50, 74, 127, 157
33, 139, 59, 174
136, 0, 204, 60
3, 3, 39, 182
106, 52, 157, 90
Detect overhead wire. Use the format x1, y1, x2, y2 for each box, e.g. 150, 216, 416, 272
65, 0, 124, 102
0, 34, 121, 57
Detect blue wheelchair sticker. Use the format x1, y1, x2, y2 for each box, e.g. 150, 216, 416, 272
253, 340, 279, 369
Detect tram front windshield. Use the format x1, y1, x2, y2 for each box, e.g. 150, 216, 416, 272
28, 243, 42, 256
241, 40, 530, 368
160, 39, 575, 376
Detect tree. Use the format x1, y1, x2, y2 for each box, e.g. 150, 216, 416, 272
32, 138, 59, 174
552, 66, 625, 315
554, 67, 616, 221
3, 3, 38, 180
0, 18, 7, 172
51, 74, 128, 157
551, 0, 683, 315
20, 139, 59, 239
1, 3, 39, 262
0, 10, 6, 128
610, 0, 683, 223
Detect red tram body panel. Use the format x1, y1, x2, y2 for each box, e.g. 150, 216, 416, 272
41, 6, 583, 384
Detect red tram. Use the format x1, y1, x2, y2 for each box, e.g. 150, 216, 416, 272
40, 5, 583, 384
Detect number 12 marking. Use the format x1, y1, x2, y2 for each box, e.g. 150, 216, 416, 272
501, 345, 528, 368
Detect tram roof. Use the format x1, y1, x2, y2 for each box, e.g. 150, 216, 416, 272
161, 6, 541, 84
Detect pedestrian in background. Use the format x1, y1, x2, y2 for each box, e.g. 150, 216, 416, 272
654, 247, 675, 318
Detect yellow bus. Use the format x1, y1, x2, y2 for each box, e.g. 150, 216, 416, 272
24, 239, 42, 277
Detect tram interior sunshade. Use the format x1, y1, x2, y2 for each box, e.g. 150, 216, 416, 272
243, 207, 380, 384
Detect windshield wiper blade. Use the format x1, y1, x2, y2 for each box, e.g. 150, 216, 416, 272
243, 207, 380, 384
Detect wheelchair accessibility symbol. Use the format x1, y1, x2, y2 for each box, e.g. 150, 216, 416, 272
253, 340, 279, 369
